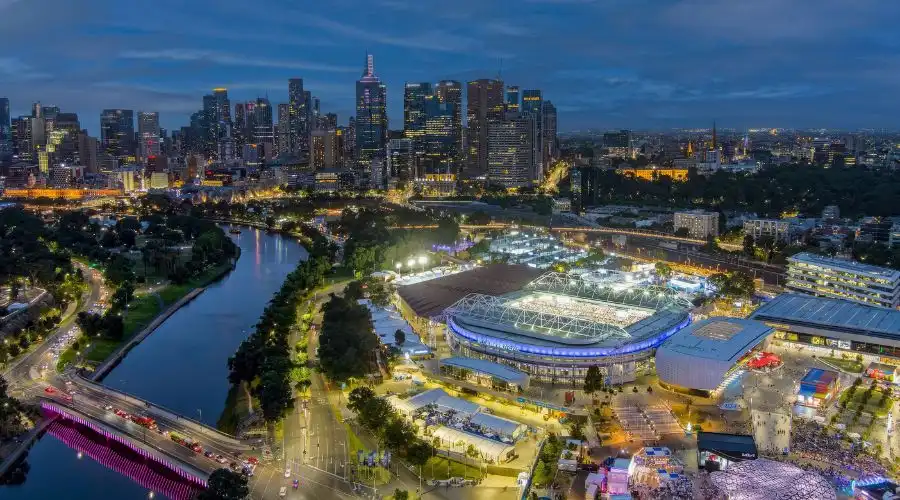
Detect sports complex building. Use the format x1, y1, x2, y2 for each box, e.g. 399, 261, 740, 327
751, 293, 900, 360
410, 268, 694, 384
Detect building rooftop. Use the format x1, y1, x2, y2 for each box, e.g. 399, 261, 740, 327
397, 264, 543, 318
801, 368, 839, 386
656, 317, 772, 363
697, 432, 757, 456
439, 357, 529, 386
751, 293, 900, 339
789, 252, 900, 280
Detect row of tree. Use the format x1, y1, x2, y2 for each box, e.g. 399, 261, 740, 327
227, 233, 334, 422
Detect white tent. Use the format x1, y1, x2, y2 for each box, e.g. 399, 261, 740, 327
432, 426, 514, 463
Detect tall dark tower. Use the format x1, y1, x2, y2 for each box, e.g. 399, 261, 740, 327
712, 121, 717, 150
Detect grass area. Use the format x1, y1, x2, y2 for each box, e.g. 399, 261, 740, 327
820, 356, 864, 373
84, 338, 121, 363
420, 456, 485, 481
840, 384, 893, 417
55, 347, 78, 371
351, 465, 392, 486
122, 293, 163, 336
325, 266, 354, 286
346, 423, 366, 455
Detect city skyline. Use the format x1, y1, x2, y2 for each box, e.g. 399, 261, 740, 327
2, 0, 899, 134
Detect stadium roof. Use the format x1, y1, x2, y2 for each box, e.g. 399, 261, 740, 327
525, 272, 692, 310
657, 317, 772, 363
439, 357, 529, 386
751, 293, 900, 339
397, 264, 543, 318
789, 252, 900, 280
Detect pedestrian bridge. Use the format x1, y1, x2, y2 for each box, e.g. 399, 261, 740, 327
41, 401, 208, 500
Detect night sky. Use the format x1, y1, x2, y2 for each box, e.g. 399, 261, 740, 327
1, 0, 898, 134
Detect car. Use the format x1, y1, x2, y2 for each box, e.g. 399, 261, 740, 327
63, 395, 73, 402
284, 467, 291, 478
247, 456, 259, 465
204, 451, 215, 459
216, 455, 228, 464
292, 479, 299, 489
104, 405, 113, 411
44, 386, 56, 394
279, 487, 287, 497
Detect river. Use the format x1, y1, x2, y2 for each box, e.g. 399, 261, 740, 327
2, 226, 307, 499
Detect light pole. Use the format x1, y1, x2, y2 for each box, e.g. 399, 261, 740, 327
407, 258, 415, 274
395, 262, 402, 278
418, 255, 427, 273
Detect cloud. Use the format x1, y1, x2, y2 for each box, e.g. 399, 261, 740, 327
302, 15, 478, 53
0, 57, 50, 81
119, 50, 357, 73
482, 22, 530, 37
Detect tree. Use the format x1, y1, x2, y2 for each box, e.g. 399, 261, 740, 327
119, 228, 137, 248
468, 210, 491, 225
742, 234, 755, 257
394, 329, 406, 347
583, 365, 604, 396
318, 294, 379, 382
393, 489, 409, 500
346, 244, 380, 278
674, 227, 690, 237
654, 262, 672, 280
197, 468, 249, 500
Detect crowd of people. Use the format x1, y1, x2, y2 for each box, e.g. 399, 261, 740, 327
790, 420, 887, 485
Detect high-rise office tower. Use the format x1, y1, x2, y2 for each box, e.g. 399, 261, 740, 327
403, 82, 432, 148
233, 103, 247, 156
521, 90, 543, 180
488, 112, 534, 188
212, 88, 232, 160
253, 97, 274, 159
276, 103, 291, 157
387, 138, 415, 184
355, 54, 388, 179
344, 117, 356, 164
506, 86, 520, 113
77, 130, 99, 173
323, 113, 338, 130
100, 109, 135, 160
542, 100, 558, 167
435, 80, 462, 166
0, 98, 10, 153
11, 116, 32, 159
465, 79, 504, 178
311, 96, 321, 130
421, 95, 456, 176
49, 112, 80, 164
137, 111, 160, 161
288, 78, 309, 155
310, 129, 344, 170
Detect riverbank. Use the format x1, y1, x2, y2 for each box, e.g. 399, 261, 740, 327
58, 255, 238, 375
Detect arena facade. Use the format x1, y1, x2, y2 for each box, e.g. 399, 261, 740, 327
442, 272, 693, 384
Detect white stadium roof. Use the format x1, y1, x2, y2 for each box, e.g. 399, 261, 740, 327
657, 317, 773, 364
655, 317, 773, 391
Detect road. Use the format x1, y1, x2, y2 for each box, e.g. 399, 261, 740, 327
3, 263, 104, 391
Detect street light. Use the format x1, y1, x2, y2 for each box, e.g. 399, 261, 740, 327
395, 262, 402, 278
418, 255, 427, 273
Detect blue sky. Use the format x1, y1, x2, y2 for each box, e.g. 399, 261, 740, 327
1, 0, 898, 134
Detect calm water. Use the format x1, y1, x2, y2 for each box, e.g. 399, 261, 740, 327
2, 226, 307, 500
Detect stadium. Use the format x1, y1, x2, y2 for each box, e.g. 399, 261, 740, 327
442, 272, 693, 384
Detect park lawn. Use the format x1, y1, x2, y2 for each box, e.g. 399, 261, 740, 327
55, 346, 79, 371
346, 423, 366, 455
84, 338, 121, 363
122, 294, 162, 336
420, 456, 485, 481
841, 386, 893, 415
821, 356, 864, 373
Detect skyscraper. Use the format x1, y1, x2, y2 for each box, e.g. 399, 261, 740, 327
387, 138, 416, 185
488, 112, 534, 188
355, 54, 388, 182
465, 79, 504, 178
435, 80, 462, 166
77, 130, 99, 173
288, 78, 308, 155
233, 103, 247, 156
421, 95, 456, 176
253, 97, 274, 159
506, 86, 520, 113
276, 103, 291, 157
310, 129, 343, 170
521, 90, 543, 180
403, 82, 432, 147
0, 98, 10, 153
100, 109, 135, 160
137, 111, 160, 161
542, 100, 558, 166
